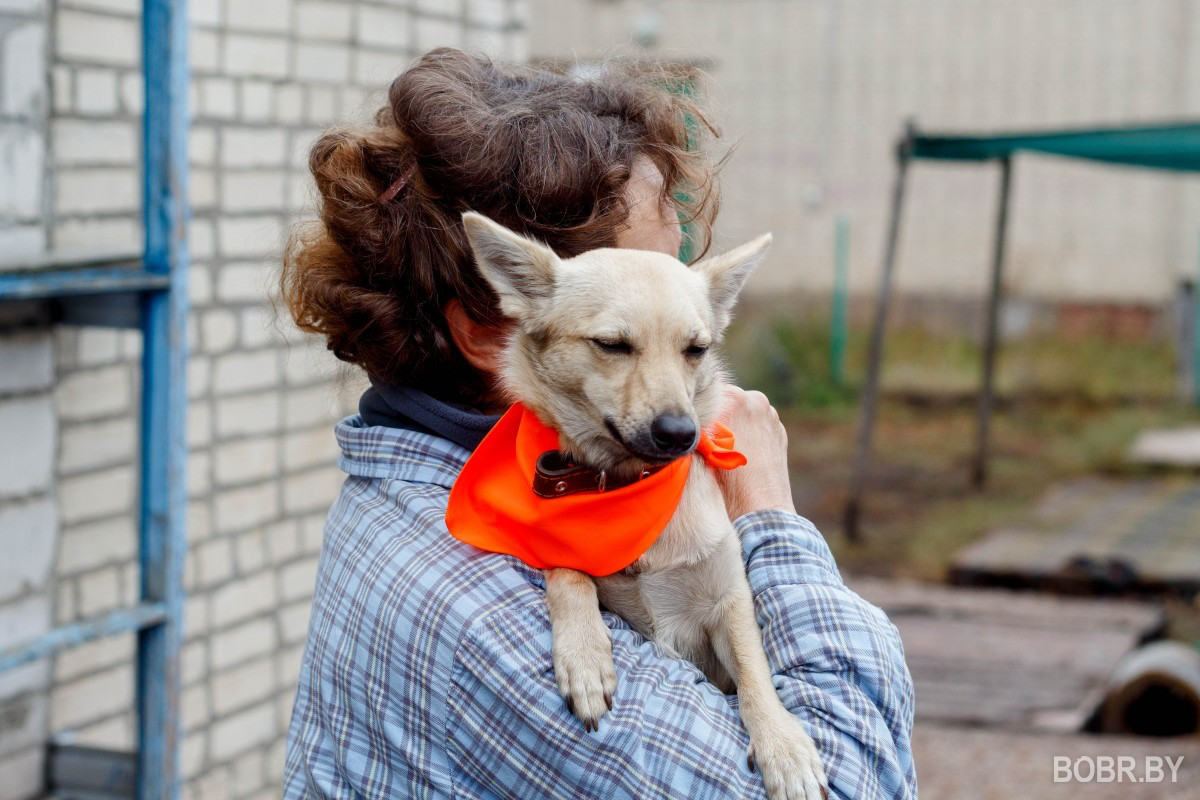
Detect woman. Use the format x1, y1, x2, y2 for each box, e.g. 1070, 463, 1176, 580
281, 49, 916, 799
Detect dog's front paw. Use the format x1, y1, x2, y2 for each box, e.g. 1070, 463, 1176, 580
748, 714, 827, 800
552, 618, 617, 732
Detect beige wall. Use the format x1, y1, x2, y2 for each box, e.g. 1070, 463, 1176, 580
531, 0, 1200, 306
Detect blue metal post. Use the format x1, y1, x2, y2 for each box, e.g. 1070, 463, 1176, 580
139, 0, 188, 797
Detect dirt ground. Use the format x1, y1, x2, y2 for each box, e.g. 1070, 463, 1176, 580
724, 313, 1198, 582
779, 398, 1200, 581
725, 316, 1200, 796
914, 722, 1200, 799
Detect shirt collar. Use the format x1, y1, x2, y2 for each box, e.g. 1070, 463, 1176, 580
335, 414, 468, 489
358, 379, 502, 452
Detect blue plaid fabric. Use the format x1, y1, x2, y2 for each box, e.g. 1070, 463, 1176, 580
284, 416, 917, 799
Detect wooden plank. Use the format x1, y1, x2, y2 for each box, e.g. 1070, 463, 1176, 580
951, 477, 1200, 596
851, 578, 1164, 731
1130, 427, 1200, 467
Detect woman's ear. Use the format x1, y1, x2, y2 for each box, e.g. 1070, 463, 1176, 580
444, 299, 509, 377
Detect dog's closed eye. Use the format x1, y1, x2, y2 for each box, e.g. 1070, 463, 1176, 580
591, 338, 634, 355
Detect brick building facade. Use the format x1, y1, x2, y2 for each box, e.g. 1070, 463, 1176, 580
0, 2, 526, 798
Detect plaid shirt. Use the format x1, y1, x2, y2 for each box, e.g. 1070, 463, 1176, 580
284, 416, 917, 799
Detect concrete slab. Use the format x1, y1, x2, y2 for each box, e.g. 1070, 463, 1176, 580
1130, 428, 1200, 468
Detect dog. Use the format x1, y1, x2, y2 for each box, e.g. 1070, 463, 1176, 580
461, 211, 828, 800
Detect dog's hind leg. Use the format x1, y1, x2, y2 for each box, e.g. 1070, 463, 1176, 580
544, 568, 618, 731
705, 541, 828, 800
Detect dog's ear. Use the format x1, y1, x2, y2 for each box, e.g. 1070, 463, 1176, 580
692, 233, 771, 328
461, 212, 559, 318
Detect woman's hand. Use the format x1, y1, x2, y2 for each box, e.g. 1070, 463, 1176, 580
714, 385, 796, 520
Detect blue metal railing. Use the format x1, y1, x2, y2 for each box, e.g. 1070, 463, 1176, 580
0, 267, 169, 300
134, 1, 190, 794
0, 604, 169, 673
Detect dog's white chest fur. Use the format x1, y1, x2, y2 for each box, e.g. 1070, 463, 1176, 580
596, 459, 748, 688
638, 455, 730, 570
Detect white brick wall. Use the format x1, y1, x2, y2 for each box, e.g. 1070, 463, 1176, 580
3, 23, 43, 115
56, 11, 139, 67
0, 500, 57, 597
53, 119, 137, 163
0, 395, 55, 495
0, 5, 53, 790
54, 364, 133, 421
0, 1, 525, 798
0, 0, 47, 262
0, 126, 43, 219
297, 1, 352, 41
0, 331, 55, 790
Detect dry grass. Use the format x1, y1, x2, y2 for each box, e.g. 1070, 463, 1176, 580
725, 310, 1198, 580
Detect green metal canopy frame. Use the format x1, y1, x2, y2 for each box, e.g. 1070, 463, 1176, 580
844, 121, 1200, 541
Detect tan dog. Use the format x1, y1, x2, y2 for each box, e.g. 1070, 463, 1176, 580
461, 212, 828, 800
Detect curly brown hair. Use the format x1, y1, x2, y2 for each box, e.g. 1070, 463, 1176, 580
280, 48, 721, 402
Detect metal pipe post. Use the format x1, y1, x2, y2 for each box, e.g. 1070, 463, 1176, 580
844, 136, 912, 542
138, 0, 189, 797
1194, 231, 1200, 406
971, 157, 1014, 488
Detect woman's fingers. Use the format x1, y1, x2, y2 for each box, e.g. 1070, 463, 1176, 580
714, 384, 795, 520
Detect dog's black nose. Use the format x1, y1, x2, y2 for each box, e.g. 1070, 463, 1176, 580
650, 414, 698, 454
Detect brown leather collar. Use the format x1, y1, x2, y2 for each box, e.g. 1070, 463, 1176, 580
532, 450, 670, 498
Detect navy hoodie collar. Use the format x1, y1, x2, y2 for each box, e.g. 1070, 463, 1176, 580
358, 378, 502, 452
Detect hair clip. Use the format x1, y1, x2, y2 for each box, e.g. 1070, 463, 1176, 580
379, 164, 417, 204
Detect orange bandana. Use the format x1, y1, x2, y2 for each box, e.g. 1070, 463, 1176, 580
445, 403, 746, 576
